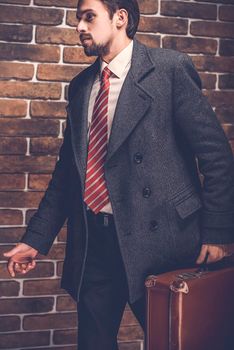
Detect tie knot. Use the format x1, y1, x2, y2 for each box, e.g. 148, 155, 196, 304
101, 67, 112, 82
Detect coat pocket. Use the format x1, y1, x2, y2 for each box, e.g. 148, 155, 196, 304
173, 191, 202, 220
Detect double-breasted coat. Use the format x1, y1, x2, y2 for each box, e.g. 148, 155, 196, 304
21, 40, 234, 303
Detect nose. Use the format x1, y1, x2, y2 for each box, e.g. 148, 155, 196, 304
76, 19, 87, 33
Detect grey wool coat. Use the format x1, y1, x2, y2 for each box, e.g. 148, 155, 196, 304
21, 39, 234, 303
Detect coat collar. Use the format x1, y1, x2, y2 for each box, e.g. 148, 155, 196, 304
67, 39, 155, 188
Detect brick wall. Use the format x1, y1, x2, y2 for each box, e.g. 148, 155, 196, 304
0, 0, 233, 349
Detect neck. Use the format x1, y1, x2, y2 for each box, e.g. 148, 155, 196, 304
101, 35, 132, 63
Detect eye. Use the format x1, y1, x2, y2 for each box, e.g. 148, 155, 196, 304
85, 12, 95, 22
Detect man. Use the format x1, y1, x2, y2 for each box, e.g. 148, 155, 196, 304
4, 0, 234, 349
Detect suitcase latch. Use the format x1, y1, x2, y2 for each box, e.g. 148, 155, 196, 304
170, 279, 189, 294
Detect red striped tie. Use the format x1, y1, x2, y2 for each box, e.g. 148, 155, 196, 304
84, 67, 112, 214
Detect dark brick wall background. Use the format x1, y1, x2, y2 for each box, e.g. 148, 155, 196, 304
0, 0, 233, 349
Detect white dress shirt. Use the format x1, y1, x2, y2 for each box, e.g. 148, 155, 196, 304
87, 40, 133, 214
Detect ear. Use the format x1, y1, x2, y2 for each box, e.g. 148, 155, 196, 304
116, 8, 128, 29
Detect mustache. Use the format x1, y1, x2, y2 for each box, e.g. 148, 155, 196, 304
80, 34, 93, 41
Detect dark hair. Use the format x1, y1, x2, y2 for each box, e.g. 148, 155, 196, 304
101, 0, 140, 39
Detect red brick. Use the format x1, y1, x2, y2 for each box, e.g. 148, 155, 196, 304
205, 91, 234, 108
220, 39, 234, 56
0, 191, 43, 208
0, 209, 23, 225
23, 279, 64, 296
219, 5, 234, 22
0, 261, 54, 279
57, 227, 67, 242
121, 310, 139, 326
216, 107, 234, 124
66, 10, 77, 27
194, 0, 234, 3
26, 347, 76, 350
0, 99, 27, 117
0, 281, 20, 296
0, 331, 50, 348
45, 244, 65, 260
0, 62, 34, 81
139, 16, 188, 34
35, 0, 77, 7
0, 81, 61, 99
222, 124, 234, 140
230, 141, 234, 154
0, 245, 14, 261
30, 137, 62, 155
0, 316, 20, 332
192, 56, 234, 73
191, 21, 234, 39
56, 295, 77, 312
219, 74, 234, 89
0, 137, 27, 155
23, 312, 77, 330
57, 260, 63, 276
36, 26, 79, 45
25, 209, 37, 224
0, 297, 54, 314
199, 73, 216, 90
63, 47, 95, 64
118, 325, 144, 341
28, 174, 51, 190
0, 5, 63, 25
0, 227, 26, 243
0, 43, 60, 63
30, 101, 67, 119
1, 0, 30, 4
37, 64, 82, 82
163, 36, 217, 54
53, 329, 77, 345
0, 174, 25, 190
118, 342, 142, 350
0, 23, 32, 42
0, 155, 56, 173
161, 1, 217, 20
0, 119, 59, 136
136, 33, 160, 48
139, 0, 158, 14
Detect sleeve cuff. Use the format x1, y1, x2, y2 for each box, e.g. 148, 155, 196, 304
202, 227, 234, 245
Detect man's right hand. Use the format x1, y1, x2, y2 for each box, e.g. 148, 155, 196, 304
3, 243, 38, 277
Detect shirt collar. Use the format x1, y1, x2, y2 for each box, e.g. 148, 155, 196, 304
100, 40, 133, 79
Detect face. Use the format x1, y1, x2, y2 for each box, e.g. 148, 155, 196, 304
76, 0, 117, 57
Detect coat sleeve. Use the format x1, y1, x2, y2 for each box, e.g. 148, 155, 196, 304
173, 52, 234, 244
20, 114, 72, 255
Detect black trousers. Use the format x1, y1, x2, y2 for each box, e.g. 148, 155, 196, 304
77, 210, 145, 350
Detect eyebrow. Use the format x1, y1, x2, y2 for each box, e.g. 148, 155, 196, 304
76, 9, 95, 19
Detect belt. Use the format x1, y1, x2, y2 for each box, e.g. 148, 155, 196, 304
86, 209, 114, 227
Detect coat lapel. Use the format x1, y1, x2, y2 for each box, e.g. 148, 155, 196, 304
106, 39, 155, 163
67, 40, 155, 187
67, 59, 99, 190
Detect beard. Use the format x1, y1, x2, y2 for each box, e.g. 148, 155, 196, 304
80, 35, 110, 57
84, 43, 110, 57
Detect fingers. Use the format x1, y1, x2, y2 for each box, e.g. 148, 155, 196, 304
3, 243, 38, 259
207, 246, 225, 263
7, 259, 36, 277
7, 259, 16, 278
196, 244, 208, 264
197, 244, 226, 265
3, 245, 22, 258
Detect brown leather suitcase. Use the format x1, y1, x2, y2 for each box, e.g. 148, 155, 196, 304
145, 257, 234, 350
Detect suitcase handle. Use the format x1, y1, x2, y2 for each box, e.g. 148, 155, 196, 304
196, 251, 209, 272
196, 252, 234, 273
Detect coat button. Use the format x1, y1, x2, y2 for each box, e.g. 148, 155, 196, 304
150, 220, 158, 231
143, 187, 151, 198
134, 152, 143, 164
